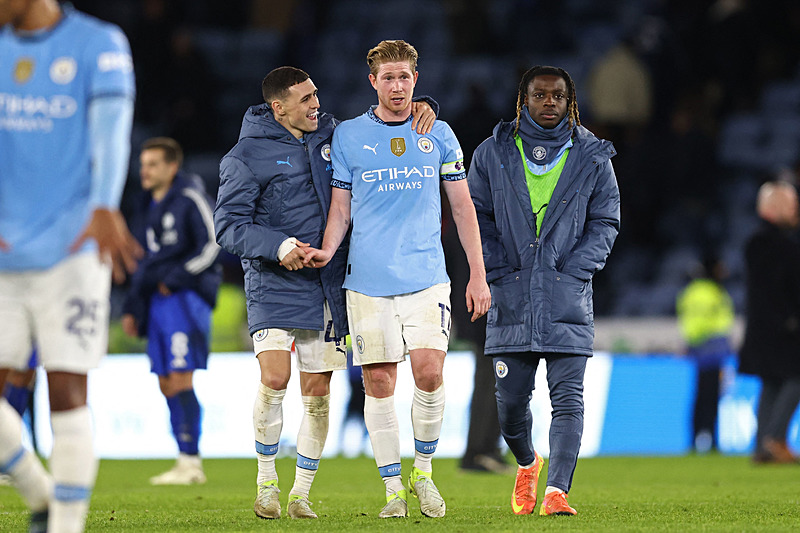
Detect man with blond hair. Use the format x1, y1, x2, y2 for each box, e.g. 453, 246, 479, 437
305, 40, 491, 518
215, 65, 437, 520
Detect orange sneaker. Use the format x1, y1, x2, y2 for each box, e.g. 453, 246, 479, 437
511, 451, 543, 515
539, 490, 577, 516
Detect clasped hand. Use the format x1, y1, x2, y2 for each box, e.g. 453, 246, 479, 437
280, 240, 316, 270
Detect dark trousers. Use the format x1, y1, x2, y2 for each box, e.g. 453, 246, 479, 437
693, 366, 721, 449
755, 377, 800, 450
493, 352, 587, 493
462, 347, 503, 462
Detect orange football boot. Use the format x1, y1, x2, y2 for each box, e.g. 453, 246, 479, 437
539, 490, 577, 516
511, 451, 543, 515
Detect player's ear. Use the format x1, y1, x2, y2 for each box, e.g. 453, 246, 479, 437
369, 73, 377, 90
413, 71, 419, 84
270, 99, 282, 116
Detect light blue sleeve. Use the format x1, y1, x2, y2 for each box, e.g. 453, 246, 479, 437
84, 23, 135, 98
437, 121, 466, 181
330, 125, 353, 190
88, 95, 134, 208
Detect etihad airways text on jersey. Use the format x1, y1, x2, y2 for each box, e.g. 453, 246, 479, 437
361, 165, 436, 183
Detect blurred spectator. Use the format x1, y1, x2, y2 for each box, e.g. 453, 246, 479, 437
739, 181, 800, 463
586, 39, 653, 145
676, 255, 735, 453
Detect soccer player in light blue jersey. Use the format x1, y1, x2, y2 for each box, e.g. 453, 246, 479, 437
305, 40, 491, 519
0, 1, 139, 532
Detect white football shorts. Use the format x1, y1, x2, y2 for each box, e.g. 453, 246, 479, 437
0, 252, 111, 373
347, 282, 451, 366
251, 300, 347, 373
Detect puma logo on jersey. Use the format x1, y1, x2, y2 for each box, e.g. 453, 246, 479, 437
277, 156, 292, 167
362, 143, 378, 155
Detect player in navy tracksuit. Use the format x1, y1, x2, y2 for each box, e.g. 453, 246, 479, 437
469, 66, 619, 516
122, 137, 221, 485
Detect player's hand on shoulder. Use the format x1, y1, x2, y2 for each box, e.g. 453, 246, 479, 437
411, 101, 436, 135
70, 208, 143, 284
280, 240, 311, 271
0, 235, 9, 251
466, 275, 491, 322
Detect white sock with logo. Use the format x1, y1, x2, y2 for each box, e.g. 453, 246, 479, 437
49, 406, 97, 533
290, 394, 329, 499
411, 384, 445, 474
253, 384, 285, 485
364, 395, 403, 496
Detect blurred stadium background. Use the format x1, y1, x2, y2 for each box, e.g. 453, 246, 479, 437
54, 0, 800, 456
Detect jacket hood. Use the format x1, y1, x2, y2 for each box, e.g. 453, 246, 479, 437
492, 120, 616, 163
237, 103, 334, 142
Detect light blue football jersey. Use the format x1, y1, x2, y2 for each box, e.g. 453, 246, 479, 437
0, 7, 135, 271
331, 108, 465, 296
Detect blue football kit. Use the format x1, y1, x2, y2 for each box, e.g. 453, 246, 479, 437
0, 7, 135, 271
330, 108, 466, 296
147, 290, 212, 376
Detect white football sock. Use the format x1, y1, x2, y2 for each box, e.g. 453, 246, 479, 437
411, 384, 445, 474
364, 395, 403, 496
49, 406, 97, 533
253, 384, 285, 485
545, 486, 565, 495
291, 394, 329, 498
0, 399, 50, 512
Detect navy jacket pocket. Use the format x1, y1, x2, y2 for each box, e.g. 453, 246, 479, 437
550, 270, 592, 325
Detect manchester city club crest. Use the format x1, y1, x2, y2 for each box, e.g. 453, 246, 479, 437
417, 137, 433, 153
495, 360, 508, 378
320, 143, 331, 161
254, 329, 268, 342
50, 57, 77, 84
391, 137, 406, 157
356, 335, 365, 354
13, 57, 35, 84
532, 146, 547, 161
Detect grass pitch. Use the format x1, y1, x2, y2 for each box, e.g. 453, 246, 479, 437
1, 454, 799, 531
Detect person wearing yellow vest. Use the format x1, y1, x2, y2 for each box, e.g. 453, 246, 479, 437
676, 256, 735, 453
468, 66, 620, 517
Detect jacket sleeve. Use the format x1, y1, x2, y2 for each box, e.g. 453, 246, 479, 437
121, 253, 154, 336
561, 159, 621, 281
214, 155, 288, 262
162, 191, 220, 290
468, 140, 512, 283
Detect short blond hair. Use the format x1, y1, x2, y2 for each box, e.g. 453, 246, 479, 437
366, 40, 418, 77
